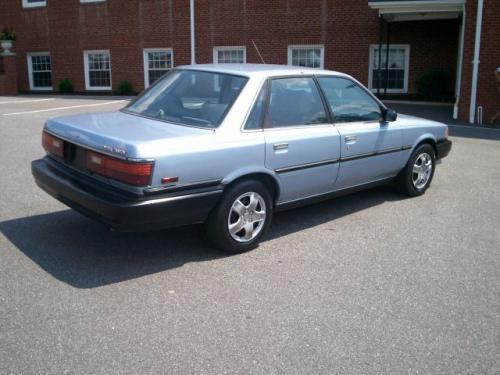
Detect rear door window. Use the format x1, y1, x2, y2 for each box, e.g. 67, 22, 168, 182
266, 77, 328, 127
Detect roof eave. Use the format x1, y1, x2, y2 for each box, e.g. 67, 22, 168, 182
368, 0, 465, 14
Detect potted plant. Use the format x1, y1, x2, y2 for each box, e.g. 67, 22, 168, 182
0, 28, 16, 53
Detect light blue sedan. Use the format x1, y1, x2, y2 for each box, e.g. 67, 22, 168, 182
32, 64, 452, 253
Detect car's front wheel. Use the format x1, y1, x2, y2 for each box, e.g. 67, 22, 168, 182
205, 180, 273, 253
396, 143, 436, 196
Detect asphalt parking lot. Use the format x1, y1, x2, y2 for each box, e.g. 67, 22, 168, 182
0, 96, 499, 374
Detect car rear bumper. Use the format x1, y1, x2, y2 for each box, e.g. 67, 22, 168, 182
436, 139, 452, 160
31, 157, 222, 232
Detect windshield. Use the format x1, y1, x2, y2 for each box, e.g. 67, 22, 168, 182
124, 69, 248, 128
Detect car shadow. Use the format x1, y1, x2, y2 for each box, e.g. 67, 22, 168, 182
0, 186, 402, 289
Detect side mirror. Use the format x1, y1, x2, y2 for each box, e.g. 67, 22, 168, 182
383, 108, 397, 122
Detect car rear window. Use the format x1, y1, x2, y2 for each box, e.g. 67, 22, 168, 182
125, 69, 248, 128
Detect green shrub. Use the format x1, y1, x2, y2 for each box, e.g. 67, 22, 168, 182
117, 80, 133, 95
416, 70, 451, 101
58, 79, 74, 93
0, 27, 16, 41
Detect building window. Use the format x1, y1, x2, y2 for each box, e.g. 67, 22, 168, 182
143, 49, 173, 88
213, 47, 246, 64
288, 45, 324, 69
84, 50, 111, 90
22, 0, 46, 8
80, 0, 106, 3
369, 44, 410, 93
27, 52, 52, 90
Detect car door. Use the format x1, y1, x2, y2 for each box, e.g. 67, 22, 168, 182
316, 76, 402, 190
262, 76, 341, 203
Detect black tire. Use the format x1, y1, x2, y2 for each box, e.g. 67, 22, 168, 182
395, 143, 436, 197
204, 179, 273, 254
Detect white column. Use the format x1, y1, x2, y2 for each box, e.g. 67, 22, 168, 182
190, 0, 196, 65
453, 5, 466, 119
469, 0, 484, 124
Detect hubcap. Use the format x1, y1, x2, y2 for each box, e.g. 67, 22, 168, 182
227, 192, 266, 243
412, 152, 433, 189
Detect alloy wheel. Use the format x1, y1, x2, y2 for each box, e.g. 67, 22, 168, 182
227, 192, 266, 242
412, 152, 433, 189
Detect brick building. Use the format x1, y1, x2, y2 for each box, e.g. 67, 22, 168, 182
0, 0, 498, 123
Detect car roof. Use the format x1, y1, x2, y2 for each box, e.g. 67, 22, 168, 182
175, 63, 348, 78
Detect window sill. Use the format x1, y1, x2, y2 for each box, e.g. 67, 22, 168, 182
370, 89, 408, 94
85, 87, 112, 91
22, 4, 47, 9
30, 87, 53, 91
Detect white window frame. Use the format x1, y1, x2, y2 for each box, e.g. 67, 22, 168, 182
83, 50, 112, 91
143, 48, 174, 88
368, 44, 410, 94
80, 0, 106, 3
22, 0, 46, 8
213, 46, 246, 64
27, 52, 52, 91
287, 45, 325, 69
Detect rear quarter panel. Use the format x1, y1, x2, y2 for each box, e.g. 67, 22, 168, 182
145, 130, 267, 190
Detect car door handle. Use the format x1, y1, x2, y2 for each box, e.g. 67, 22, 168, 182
345, 135, 357, 144
273, 143, 289, 151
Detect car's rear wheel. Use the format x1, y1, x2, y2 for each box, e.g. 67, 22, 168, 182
396, 143, 436, 196
205, 180, 273, 253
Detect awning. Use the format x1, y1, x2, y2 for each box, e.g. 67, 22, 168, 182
368, 0, 465, 22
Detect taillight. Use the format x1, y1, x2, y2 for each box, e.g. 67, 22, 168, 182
42, 131, 64, 157
86, 150, 153, 186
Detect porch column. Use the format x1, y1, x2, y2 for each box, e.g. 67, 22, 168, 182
453, 7, 466, 119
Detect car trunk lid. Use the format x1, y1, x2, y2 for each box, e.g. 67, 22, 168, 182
44, 110, 210, 160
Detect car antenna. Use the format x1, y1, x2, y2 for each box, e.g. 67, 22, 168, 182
252, 40, 266, 64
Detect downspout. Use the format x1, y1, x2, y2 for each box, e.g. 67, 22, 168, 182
469, 0, 484, 123
377, 15, 383, 95
384, 21, 390, 96
453, 4, 466, 119
190, 0, 196, 65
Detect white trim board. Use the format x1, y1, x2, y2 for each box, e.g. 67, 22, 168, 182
368, 0, 465, 15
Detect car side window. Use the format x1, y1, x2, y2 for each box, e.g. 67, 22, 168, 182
244, 83, 267, 130
267, 77, 328, 127
317, 77, 382, 123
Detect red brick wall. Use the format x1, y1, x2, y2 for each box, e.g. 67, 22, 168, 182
194, 0, 380, 86
476, 0, 500, 123
459, 0, 478, 122
0, 54, 18, 95
459, 0, 500, 123
0, 0, 191, 93
0, 0, 497, 123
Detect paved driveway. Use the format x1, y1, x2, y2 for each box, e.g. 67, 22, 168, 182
0, 96, 499, 374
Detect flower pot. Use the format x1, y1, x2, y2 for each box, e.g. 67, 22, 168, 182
1, 40, 13, 53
